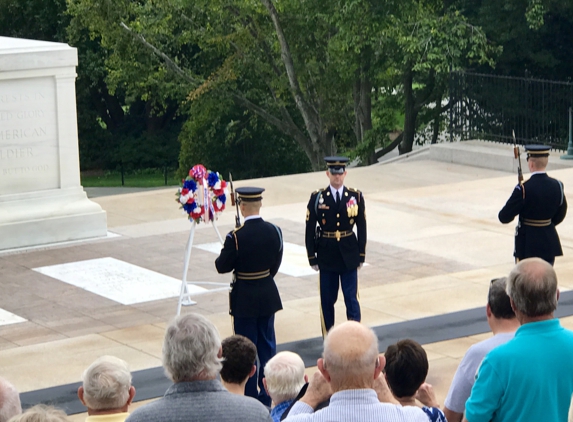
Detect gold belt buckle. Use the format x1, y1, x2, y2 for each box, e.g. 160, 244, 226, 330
335, 230, 341, 242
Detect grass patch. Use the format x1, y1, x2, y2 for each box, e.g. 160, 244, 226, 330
81, 169, 181, 188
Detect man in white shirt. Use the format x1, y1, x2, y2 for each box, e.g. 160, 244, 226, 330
284, 321, 429, 422
443, 277, 519, 422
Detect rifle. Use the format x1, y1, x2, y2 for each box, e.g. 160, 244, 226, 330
512, 130, 524, 185
512, 130, 525, 198
228, 172, 241, 228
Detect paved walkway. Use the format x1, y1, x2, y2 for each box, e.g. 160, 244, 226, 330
3, 147, 573, 418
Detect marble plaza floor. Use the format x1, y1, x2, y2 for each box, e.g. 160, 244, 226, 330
3, 146, 573, 418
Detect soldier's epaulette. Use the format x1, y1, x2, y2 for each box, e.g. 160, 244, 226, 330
312, 188, 325, 195
232, 225, 244, 233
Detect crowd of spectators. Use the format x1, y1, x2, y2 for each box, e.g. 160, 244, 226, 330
4, 258, 573, 422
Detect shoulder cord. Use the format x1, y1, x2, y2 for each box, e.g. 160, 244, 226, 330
314, 192, 322, 215
271, 223, 283, 252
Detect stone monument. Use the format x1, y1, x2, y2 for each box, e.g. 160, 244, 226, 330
0, 37, 107, 250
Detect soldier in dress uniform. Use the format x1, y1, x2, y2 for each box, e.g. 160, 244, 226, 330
215, 187, 283, 407
499, 145, 567, 266
305, 156, 367, 337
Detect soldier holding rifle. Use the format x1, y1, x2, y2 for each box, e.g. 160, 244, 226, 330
215, 184, 283, 407
499, 141, 567, 265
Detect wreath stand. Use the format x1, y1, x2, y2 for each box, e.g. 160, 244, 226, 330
176, 219, 230, 315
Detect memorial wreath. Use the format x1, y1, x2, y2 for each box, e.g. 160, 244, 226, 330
177, 164, 227, 224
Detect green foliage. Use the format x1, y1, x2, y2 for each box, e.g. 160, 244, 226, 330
344, 92, 402, 160
453, 0, 573, 80
178, 91, 310, 180
0, 0, 69, 41
526, 0, 546, 30
388, 7, 499, 73
67, 0, 321, 170
12, 0, 553, 172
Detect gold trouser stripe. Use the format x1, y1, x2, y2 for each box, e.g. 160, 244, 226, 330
319, 275, 327, 338
356, 274, 361, 304
322, 230, 353, 239
236, 270, 271, 280
522, 218, 552, 227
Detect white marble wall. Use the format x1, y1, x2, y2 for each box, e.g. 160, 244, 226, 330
0, 37, 107, 250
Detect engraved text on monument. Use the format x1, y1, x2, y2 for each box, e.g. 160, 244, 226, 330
0, 78, 59, 194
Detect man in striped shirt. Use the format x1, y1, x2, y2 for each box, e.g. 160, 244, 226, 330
284, 321, 430, 422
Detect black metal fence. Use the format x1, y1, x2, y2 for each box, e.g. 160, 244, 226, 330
449, 71, 573, 148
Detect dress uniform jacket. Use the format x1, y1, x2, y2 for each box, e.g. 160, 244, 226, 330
499, 173, 567, 261
305, 186, 366, 272
215, 218, 283, 318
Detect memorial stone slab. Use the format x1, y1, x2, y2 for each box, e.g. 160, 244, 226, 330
34, 257, 207, 305
0, 308, 26, 326
0, 37, 107, 249
196, 241, 318, 277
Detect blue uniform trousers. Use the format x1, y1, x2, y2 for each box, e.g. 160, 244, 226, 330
319, 268, 360, 336
233, 314, 276, 407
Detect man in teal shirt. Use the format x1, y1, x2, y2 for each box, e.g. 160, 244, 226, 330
464, 258, 573, 422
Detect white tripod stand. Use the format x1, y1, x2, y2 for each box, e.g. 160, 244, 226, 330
176, 219, 230, 315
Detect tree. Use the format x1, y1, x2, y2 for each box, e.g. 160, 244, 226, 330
451, 0, 573, 80
67, 0, 191, 171
381, 2, 499, 154
67, 0, 500, 171
179, 90, 310, 179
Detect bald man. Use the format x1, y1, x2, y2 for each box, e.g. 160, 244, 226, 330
283, 321, 429, 421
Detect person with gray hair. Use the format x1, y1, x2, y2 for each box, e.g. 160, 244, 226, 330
284, 321, 429, 421
77, 356, 135, 422
0, 377, 21, 422
126, 313, 271, 422
7, 404, 69, 422
262, 352, 307, 422
444, 277, 519, 422
464, 258, 573, 422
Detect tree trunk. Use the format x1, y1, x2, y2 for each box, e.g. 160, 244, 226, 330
260, 0, 330, 170
353, 75, 375, 164
399, 66, 418, 154
431, 115, 441, 145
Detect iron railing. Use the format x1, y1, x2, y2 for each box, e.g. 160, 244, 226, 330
449, 71, 573, 148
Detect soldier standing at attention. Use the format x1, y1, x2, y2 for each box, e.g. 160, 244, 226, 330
305, 157, 367, 337
215, 187, 283, 407
499, 145, 567, 266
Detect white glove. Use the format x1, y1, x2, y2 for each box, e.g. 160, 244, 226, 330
311, 265, 319, 271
